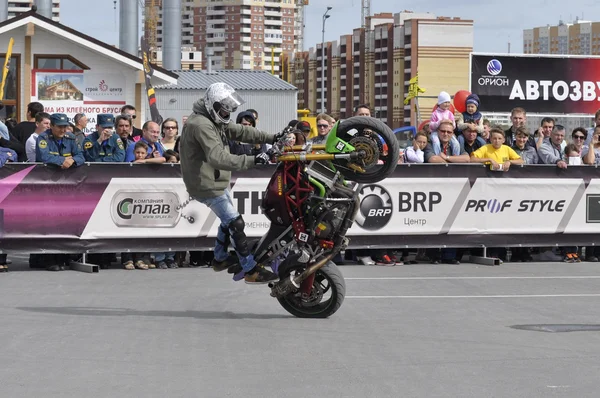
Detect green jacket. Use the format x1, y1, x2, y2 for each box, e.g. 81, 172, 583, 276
179, 98, 273, 199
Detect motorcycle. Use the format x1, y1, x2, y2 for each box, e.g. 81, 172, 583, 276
247, 116, 399, 318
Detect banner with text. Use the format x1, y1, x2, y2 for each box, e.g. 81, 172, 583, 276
1, 164, 600, 251
31, 70, 127, 133
470, 54, 600, 114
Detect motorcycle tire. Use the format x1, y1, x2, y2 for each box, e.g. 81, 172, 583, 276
333, 116, 399, 183
277, 261, 345, 318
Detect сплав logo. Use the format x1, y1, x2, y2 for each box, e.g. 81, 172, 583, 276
110, 190, 181, 227
355, 184, 393, 231
486, 59, 502, 76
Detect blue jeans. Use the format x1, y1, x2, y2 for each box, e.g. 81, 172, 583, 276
198, 192, 256, 272
153, 252, 175, 263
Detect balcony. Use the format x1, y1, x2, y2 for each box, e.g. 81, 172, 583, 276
207, 36, 226, 43
265, 37, 283, 44
264, 56, 280, 63
241, 27, 251, 33
264, 19, 283, 26
242, 45, 251, 51
264, 10, 282, 17
242, 18, 251, 24
405, 43, 411, 49
241, 8, 251, 15
208, 8, 226, 16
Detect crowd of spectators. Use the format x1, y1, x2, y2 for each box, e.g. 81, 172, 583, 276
1, 91, 600, 272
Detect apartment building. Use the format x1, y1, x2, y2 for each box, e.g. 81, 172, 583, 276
286, 11, 474, 128
154, 49, 203, 70
524, 18, 600, 55
9, 0, 59, 21
147, 0, 302, 74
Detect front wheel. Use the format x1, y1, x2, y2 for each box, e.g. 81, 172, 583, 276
333, 116, 399, 183
277, 261, 345, 318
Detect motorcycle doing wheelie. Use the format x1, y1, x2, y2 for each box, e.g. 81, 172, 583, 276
238, 116, 399, 318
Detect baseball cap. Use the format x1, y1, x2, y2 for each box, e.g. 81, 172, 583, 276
297, 121, 311, 133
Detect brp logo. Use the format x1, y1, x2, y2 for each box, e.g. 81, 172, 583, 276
486, 59, 502, 76
355, 184, 393, 231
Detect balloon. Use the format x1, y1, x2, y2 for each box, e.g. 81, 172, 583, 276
453, 90, 471, 113
418, 119, 431, 132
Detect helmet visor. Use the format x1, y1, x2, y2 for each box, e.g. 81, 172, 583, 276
220, 91, 245, 113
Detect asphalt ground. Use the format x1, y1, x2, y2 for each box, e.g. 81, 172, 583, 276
1, 254, 600, 397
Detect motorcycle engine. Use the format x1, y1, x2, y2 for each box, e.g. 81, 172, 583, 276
311, 205, 347, 240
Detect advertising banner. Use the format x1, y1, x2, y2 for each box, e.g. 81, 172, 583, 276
470, 54, 600, 114
2, 163, 600, 251
31, 70, 127, 133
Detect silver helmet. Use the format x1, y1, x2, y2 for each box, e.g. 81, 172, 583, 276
204, 82, 245, 124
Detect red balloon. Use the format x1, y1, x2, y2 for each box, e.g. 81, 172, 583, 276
418, 119, 431, 132
453, 90, 471, 113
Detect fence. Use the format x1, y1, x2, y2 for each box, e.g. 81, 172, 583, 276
1, 163, 599, 252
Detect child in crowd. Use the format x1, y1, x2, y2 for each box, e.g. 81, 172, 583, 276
564, 143, 582, 165
133, 141, 149, 163
164, 149, 180, 163
428, 91, 460, 155
456, 93, 484, 134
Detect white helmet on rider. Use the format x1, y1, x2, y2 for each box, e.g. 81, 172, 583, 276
204, 82, 245, 125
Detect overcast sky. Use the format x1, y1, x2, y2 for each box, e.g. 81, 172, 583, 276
61, 0, 600, 54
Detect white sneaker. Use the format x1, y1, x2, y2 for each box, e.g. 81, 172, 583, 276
359, 256, 375, 266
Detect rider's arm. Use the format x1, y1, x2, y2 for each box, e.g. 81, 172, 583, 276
227, 123, 274, 145
193, 123, 256, 171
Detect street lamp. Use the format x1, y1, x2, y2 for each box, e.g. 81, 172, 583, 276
321, 6, 332, 114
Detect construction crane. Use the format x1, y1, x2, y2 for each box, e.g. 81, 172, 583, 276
140, 0, 160, 60
361, 0, 371, 30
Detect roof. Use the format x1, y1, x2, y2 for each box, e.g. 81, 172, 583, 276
154, 70, 297, 91
0, 11, 178, 84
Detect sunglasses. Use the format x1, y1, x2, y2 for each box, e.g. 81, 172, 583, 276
438, 129, 453, 134
163, 126, 177, 130
317, 124, 329, 129
573, 135, 585, 140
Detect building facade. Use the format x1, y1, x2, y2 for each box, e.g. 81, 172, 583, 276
286, 11, 474, 128
524, 18, 600, 55
146, 0, 303, 75
8, 0, 60, 21
154, 49, 203, 70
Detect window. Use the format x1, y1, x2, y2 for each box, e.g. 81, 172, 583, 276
0, 53, 20, 120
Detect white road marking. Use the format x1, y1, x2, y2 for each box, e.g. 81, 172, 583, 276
346, 276, 600, 280
346, 294, 600, 299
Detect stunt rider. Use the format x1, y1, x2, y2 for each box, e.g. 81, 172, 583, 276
179, 82, 282, 284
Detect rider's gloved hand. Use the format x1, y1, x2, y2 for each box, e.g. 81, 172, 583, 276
254, 152, 270, 165
272, 126, 293, 144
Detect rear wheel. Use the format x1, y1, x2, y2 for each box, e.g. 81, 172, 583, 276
333, 116, 399, 183
277, 261, 345, 318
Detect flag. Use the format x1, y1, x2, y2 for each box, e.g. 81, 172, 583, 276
404, 73, 425, 105
141, 36, 163, 125
0, 37, 14, 101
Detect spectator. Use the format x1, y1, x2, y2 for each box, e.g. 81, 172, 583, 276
25, 112, 51, 162
71, 116, 86, 147
470, 128, 523, 171
457, 125, 486, 155
534, 117, 556, 150
125, 121, 166, 163
14, 101, 44, 144
481, 118, 491, 142
0, 147, 16, 167
160, 118, 179, 151
296, 120, 312, 142
424, 120, 470, 164
354, 104, 371, 117
583, 126, 600, 165
115, 115, 133, 151
230, 111, 266, 155
584, 109, 600, 148
429, 91, 460, 156
293, 129, 307, 146
73, 113, 87, 136
571, 127, 588, 155
310, 113, 335, 144
164, 149, 180, 163
538, 124, 567, 169
403, 131, 427, 163
247, 108, 259, 125
456, 93, 483, 134
82, 114, 126, 162
511, 126, 539, 165
120, 104, 143, 137
133, 141, 149, 162
0, 124, 25, 162
36, 113, 85, 169
564, 143, 582, 165
504, 107, 532, 147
